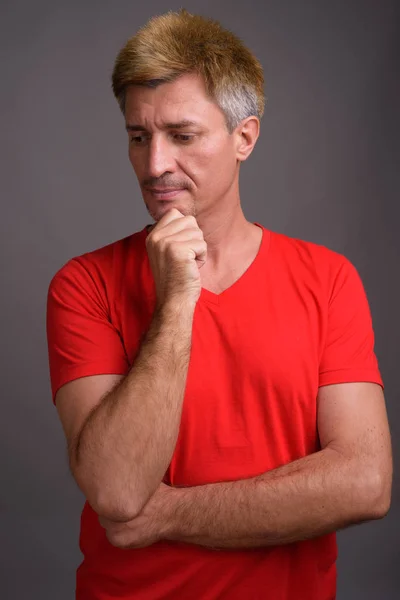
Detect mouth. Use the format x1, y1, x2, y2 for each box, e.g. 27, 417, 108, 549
146, 188, 185, 200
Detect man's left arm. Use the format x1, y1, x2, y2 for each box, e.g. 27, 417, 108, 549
164, 381, 392, 549
100, 382, 392, 550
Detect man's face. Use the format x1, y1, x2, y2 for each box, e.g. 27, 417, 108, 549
124, 73, 240, 222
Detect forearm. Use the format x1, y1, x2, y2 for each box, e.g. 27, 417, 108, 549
167, 447, 384, 548
73, 301, 195, 521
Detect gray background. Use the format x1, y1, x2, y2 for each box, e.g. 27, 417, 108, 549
1, 0, 399, 598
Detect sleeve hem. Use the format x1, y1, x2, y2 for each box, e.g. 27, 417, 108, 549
51, 362, 129, 405
319, 368, 384, 389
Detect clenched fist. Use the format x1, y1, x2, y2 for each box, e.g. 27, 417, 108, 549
146, 209, 207, 308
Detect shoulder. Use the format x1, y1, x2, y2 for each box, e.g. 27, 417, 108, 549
269, 228, 345, 265
268, 229, 357, 293
48, 226, 148, 292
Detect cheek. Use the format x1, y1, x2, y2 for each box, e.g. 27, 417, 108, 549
129, 155, 149, 186
128, 147, 141, 171
183, 140, 234, 183
128, 147, 136, 171
197, 136, 230, 163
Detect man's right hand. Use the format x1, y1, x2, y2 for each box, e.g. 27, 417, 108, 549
145, 209, 208, 308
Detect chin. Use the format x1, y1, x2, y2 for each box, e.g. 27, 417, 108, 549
146, 201, 197, 221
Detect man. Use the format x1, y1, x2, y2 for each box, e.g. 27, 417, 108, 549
46, 9, 392, 600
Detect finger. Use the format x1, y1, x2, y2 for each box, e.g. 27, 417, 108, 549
165, 239, 207, 264
150, 215, 200, 241
157, 227, 204, 248
154, 208, 186, 231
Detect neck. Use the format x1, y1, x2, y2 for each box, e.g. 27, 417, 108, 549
196, 207, 254, 269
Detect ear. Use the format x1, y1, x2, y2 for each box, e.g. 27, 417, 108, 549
235, 116, 260, 162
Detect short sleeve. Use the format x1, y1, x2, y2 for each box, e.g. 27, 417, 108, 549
46, 258, 129, 404
319, 257, 383, 388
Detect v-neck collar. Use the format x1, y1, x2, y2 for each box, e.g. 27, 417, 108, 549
199, 222, 270, 306
142, 222, 271, 308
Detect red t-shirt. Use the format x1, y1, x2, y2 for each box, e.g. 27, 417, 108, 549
46, 222, 383, 600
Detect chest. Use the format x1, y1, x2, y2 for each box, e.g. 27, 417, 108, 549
115, 254, 327, 487
165, 282, 325, 487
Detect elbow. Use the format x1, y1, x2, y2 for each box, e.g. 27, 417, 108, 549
72, 464, 142, 522
94, 489, 153, 523
69, 441, 151, 522
368, 473, 392, 519
359, 467, 392, 520
93, 496, 141, 523
84, 482, 142, 522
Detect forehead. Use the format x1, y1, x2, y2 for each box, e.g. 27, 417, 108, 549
124, 73, 224, 128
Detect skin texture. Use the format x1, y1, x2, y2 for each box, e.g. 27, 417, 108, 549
124, 72, 261, 275
66, 299, 196, 521
55, 73, 260, 520
99, 382, 392, 549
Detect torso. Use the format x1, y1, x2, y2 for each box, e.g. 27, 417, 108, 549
71, 221, 356, 599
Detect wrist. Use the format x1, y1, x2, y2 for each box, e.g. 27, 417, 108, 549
163, 486, 186, 541
156, 300, 196, 327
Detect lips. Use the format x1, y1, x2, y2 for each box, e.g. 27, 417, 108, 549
147, 188, 184, 200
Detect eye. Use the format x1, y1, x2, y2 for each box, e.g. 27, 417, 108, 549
129, 135, 147, 145
174, 134, 194, 143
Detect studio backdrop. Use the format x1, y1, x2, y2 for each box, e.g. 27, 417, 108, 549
1, 1, 399, 599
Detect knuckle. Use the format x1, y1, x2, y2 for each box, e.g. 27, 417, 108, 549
185, 215, 198, 226
157, 237, 167, 252
145, 234, 154, 247
194, 228, 204, 239
165, 242, 178, 258
149, 232, 159, 244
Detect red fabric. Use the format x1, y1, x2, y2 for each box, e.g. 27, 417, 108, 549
46, 223, 383, 600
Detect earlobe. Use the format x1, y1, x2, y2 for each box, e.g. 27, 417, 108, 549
236, 116, 260, 161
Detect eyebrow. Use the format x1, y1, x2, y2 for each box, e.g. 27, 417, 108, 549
125, 120, 200, 132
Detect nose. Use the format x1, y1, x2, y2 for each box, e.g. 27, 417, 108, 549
147, 134, 176, 179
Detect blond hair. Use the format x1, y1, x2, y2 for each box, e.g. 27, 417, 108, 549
111, 9, 265, 133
